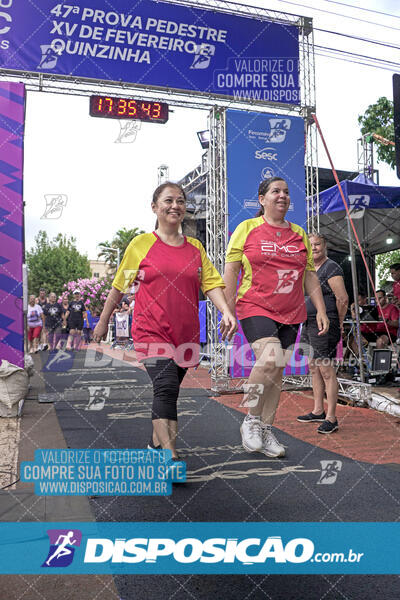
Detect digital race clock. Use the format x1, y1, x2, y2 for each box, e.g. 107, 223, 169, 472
89, 95, 169, 123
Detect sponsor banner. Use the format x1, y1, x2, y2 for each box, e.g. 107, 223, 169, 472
0, 522, 399, 574
0, 81, 25, 368
226, 109, 306, 377
115, 311, 130, 337
0, 1, 300, 104
226, 109, 306, 234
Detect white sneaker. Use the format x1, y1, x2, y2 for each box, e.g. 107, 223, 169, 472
240, 416, 263, 452
260, 424, 285, 457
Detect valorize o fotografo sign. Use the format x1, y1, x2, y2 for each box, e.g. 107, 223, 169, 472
0, 0, 300, 104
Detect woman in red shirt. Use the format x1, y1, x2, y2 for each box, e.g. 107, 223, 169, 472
375, 289, 399, 347
94, 182, 236, 459
224, 177, 329, 458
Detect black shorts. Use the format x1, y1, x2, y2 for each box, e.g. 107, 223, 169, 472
301, 317, 341, 361
240, 315, 299, 350
69, 318, 83, 331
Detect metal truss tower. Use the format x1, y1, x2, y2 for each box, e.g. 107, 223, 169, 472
300, 18, 319, 234
357, 135, 378, 184
206, 107, 229, 390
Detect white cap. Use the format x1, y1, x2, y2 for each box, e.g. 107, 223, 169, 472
73, 289, 80, 294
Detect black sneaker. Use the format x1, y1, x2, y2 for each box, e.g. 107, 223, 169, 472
147, 438, 162, 450
317, 419, 339, 434
297, 411, 326, 423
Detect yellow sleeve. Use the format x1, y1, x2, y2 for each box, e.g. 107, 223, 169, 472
225, 218, 263, 263
112, 233, 157, 293
290, 223, 315, 272
187, 238, 225, 294
303, 231, 316, 272
225, 222, 247, 263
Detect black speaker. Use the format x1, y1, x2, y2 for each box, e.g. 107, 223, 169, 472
372, 349, 392, 373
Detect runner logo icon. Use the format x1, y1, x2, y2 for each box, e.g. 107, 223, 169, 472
317, 460, 342, 484
190, 43, 215, 69
38, 41, 63, 69
348, 195, 370, 219
41, 194, 67, 219
86, 386, 110, 411
115, 120, 141, 144
42, 529, 82, 567
274, 270, 299, 294
268, 118, 291, 143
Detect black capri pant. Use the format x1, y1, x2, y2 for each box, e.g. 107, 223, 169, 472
144, 358, 187, 421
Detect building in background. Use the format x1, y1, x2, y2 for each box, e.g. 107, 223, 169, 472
89, 259, 110, 279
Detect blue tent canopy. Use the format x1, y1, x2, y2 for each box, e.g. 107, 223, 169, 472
318, 173, 400, 255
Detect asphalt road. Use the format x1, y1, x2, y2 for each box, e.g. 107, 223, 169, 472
33, 349, 400, 599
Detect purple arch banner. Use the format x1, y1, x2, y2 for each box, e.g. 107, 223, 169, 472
0, 1, 300, 105
0, 82, 25, 368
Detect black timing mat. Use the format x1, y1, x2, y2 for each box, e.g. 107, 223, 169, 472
40, 349, 400, 599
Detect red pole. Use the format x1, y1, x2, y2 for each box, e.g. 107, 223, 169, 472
311, 113, 397, 355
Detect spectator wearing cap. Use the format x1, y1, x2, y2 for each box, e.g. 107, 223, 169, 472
64, 290, 87, 351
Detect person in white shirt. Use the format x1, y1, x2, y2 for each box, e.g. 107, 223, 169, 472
27, 295, 45, 353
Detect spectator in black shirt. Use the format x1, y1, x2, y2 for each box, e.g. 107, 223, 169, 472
297, 233, 348, 434
37, 287, 48, 350
65, 290, 87, 351
43, 292, 64, 350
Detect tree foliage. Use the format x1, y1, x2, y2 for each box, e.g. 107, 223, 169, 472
98, 227, 145, 270
375, 249, 400, 288
358, 97, 395, 169
26, 231, 91, 297
62, 277, 112, 316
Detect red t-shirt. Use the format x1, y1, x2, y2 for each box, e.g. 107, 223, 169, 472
113, 233, 224, 367
226, 217, 315, 324
374, 303, 399, 337
393, 280, 400, 302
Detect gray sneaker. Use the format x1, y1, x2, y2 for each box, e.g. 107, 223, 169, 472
260, 424, 285, 457
240, 416, 263, 452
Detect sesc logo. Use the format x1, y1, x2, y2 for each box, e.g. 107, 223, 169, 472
255, 147, 278, 161
84, 536, 315, 564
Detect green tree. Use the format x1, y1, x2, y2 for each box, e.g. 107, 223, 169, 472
375, 249, 400, 287
26, 231, 91, 297
98, 227, 145, 270
358, 97, 395, 169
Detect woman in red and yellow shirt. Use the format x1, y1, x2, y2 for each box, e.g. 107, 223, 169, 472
94, 182, 236, 459
224, 177, 329, 458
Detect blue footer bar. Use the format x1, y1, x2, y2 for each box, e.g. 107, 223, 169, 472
0, 522, 398, 574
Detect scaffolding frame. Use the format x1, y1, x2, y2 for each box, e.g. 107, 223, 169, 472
206, 107, 229, 389
357, 135, 379, 184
